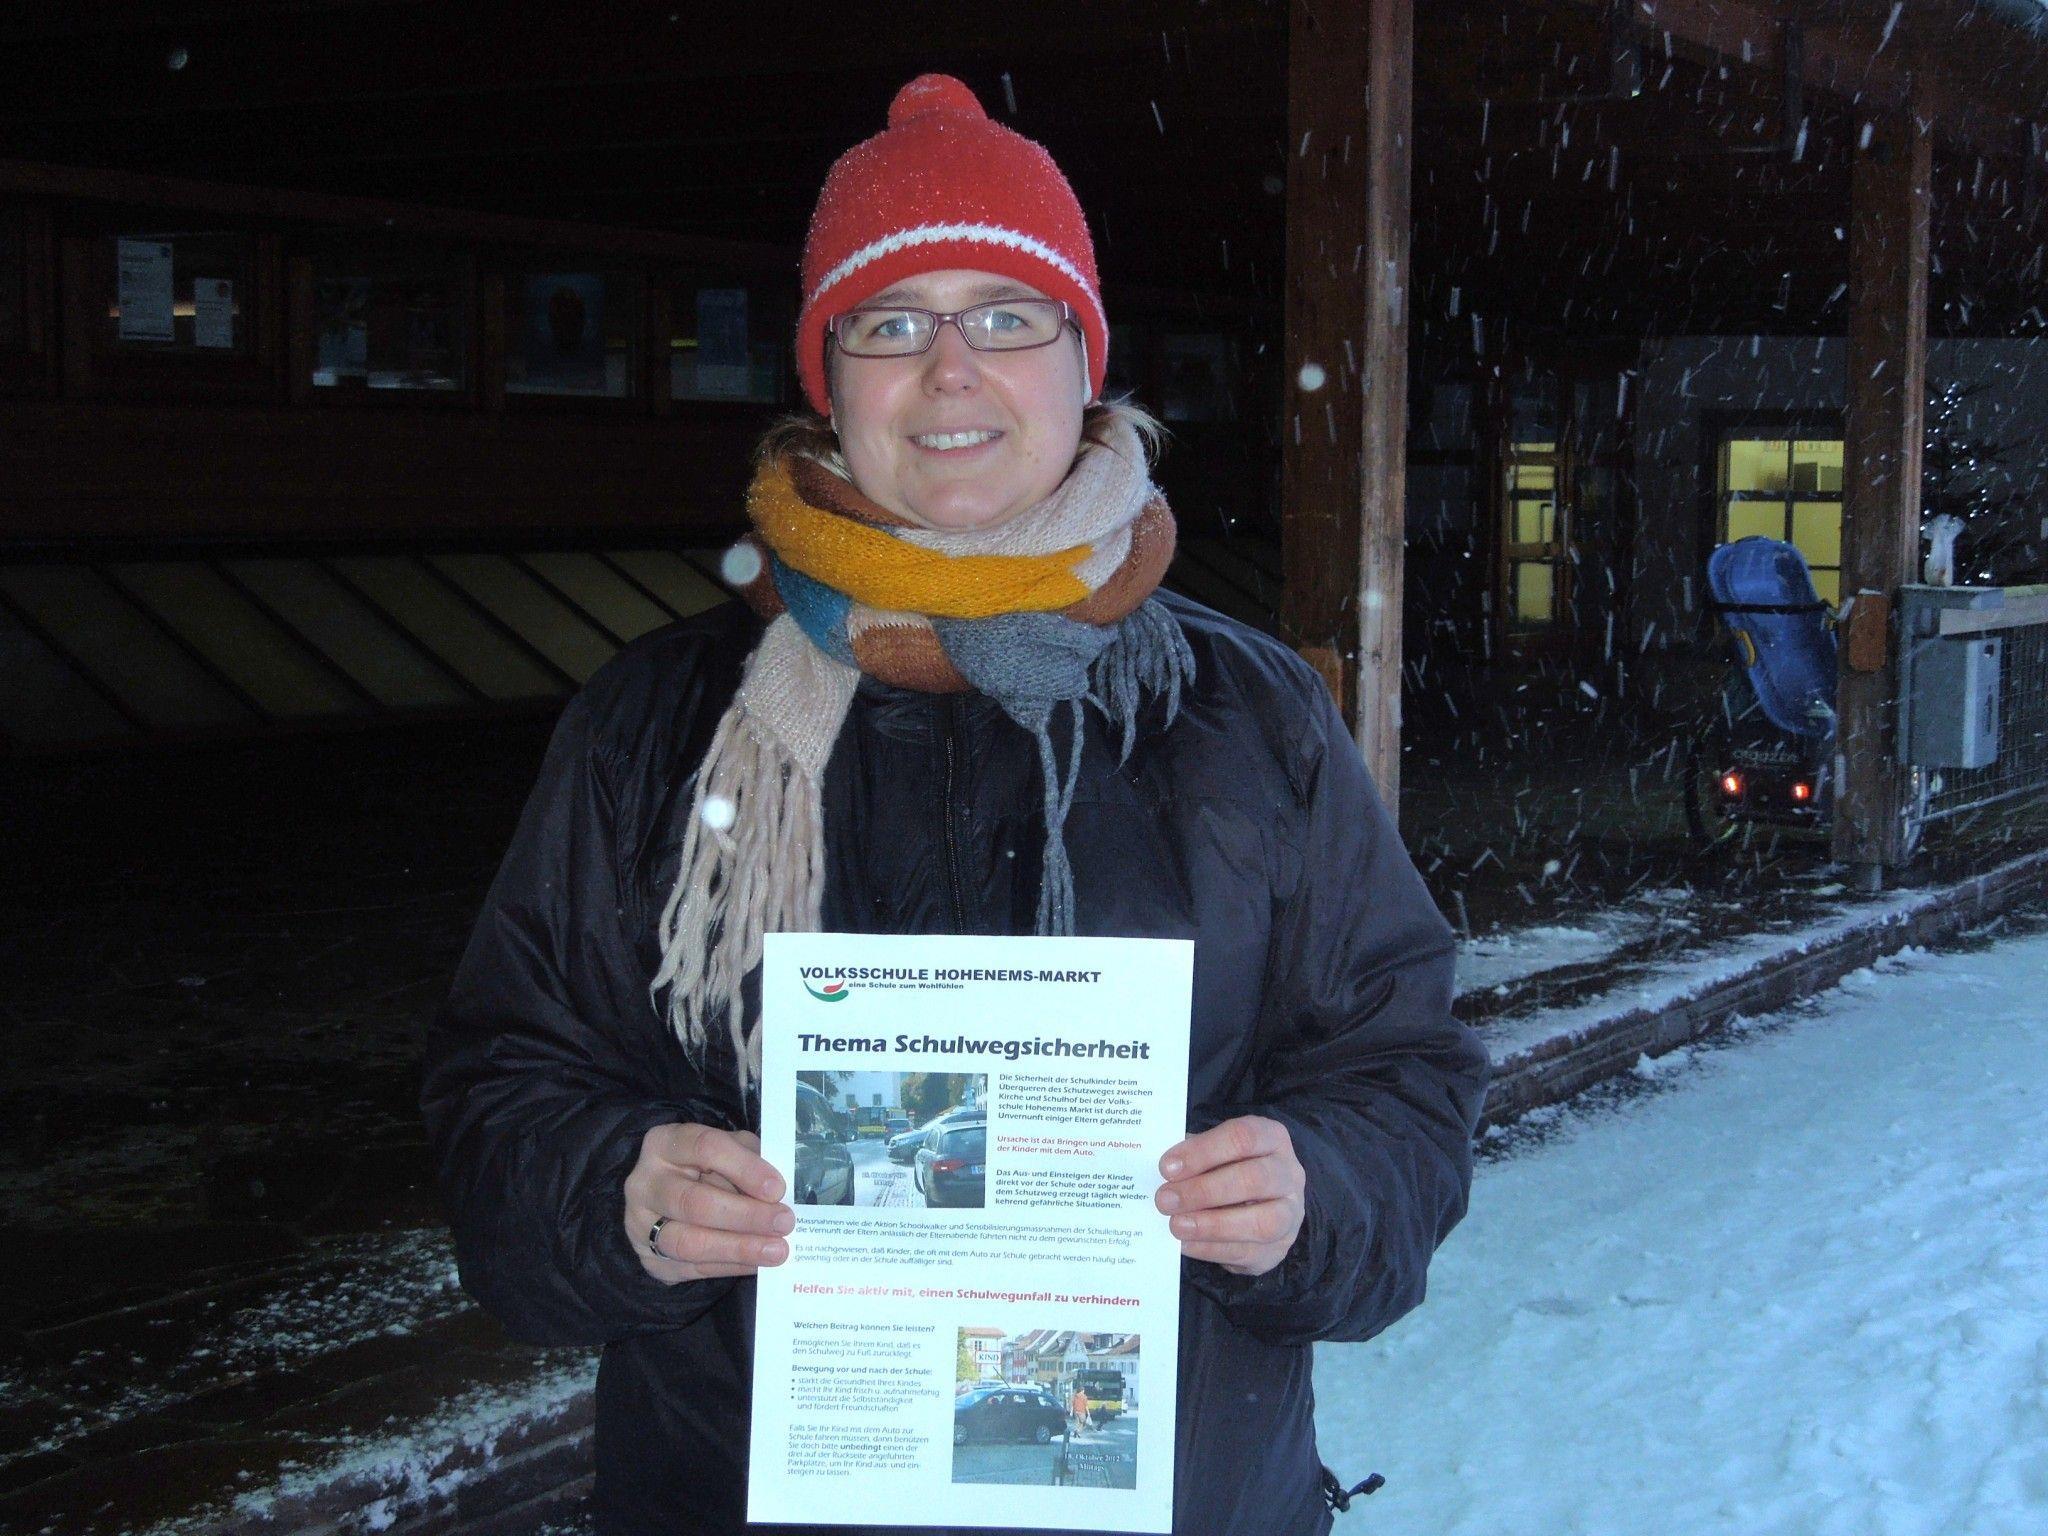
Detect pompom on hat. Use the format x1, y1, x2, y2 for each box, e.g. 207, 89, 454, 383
794, 73, 1108, 417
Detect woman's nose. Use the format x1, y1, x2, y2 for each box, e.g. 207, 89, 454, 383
920, 321, 982, 392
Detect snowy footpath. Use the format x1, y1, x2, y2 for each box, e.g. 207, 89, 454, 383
1316, 924, 2048, 1536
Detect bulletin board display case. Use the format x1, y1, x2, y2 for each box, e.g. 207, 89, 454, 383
6, 161, 800, 547
104, 230, 255, 354
61, 223, 279, 400
668, 281, 789, 405
298, 245, 474, 401
503, 268, 644, 400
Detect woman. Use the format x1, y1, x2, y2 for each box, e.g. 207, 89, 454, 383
422, 74, 1489, 1536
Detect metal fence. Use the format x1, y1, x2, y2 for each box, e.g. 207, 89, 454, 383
1898, 584, 2048, 824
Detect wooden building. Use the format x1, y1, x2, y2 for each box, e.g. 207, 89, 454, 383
3, 0, 2046, 883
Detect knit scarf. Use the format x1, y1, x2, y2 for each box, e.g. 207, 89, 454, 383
652, 420, 1194, 1090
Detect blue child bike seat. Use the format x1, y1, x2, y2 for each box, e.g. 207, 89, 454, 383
1705, 537, 1837, 740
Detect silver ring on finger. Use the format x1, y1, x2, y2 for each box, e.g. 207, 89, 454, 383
648, 1216, 671, 1259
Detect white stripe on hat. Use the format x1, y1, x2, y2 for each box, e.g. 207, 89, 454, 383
809, 222, 1103, 329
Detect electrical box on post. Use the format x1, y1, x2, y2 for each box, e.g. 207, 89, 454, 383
1907, 634, 2000, 768
1898, 585, 2011, 773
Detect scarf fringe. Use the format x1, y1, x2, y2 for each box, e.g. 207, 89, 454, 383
1089, 601, 1196, 762
651, 706, 828, 1090
1034, 698, 1086, 934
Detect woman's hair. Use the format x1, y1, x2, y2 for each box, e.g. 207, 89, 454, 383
753, 395, 1168, 480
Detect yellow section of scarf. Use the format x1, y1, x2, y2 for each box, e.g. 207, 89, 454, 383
746, 461, 1094, 620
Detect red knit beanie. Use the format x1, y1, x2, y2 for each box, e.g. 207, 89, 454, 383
795, 73, 1107, 418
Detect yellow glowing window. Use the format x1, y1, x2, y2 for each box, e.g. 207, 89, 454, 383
1513, 562, 1554, 623
1504, 440, 1563, 630
1719, 436, 1842, 600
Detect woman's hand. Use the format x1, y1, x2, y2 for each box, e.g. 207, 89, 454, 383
624, 1123, 794, 1284
1155, 1115, 1306, 1277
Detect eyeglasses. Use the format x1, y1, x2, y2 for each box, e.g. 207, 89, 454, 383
827, 299, 1077, 358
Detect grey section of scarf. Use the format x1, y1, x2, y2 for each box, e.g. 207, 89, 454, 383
933, 596, 1196, 935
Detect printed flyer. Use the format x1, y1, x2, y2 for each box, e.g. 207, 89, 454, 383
749, 932, 1193, 1533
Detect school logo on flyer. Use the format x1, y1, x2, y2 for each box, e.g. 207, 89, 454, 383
803, 971, 851, 1003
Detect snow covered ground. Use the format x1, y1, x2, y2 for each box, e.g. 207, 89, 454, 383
1452, 898, 1687, 997
8, 1228, 473, 1469
1316, 923, 2048, 1536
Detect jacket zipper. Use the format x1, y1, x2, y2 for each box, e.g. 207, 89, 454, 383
940, 695, 969, 933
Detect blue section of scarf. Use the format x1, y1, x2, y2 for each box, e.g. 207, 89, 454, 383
769, 554, 858, 667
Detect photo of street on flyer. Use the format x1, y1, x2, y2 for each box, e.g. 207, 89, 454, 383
952, 1329, 1140, 1490
792, 1071, 987, 1208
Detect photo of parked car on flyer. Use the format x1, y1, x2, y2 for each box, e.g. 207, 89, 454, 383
793, 1072, 984, 1207
913, 1109, 986, 1208
951, 1329, 1139, 1489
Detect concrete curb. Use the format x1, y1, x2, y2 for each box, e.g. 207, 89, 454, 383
1476, 845, 2048, 1130
120, 1359, 597, 1536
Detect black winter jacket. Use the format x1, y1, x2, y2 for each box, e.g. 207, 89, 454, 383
420, 592, 1490, 1536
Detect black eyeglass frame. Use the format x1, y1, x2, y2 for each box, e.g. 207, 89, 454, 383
825, 298, 1081, 359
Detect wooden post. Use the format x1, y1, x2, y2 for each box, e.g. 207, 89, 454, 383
1282, 0, 1413, 807
1832, 104, 1931, 887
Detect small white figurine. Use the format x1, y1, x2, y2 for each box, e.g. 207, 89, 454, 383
1922, 514, 1964, 587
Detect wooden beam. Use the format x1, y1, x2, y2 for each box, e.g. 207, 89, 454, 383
1833, 101, 1931, 884
1360, 0, 1413, 808
0, 157, 792, 270
1282, 0, 1413, 806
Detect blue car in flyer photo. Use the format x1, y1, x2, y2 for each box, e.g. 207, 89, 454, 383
913, 1113, 986, 1208
953, 1385, 1067, 1446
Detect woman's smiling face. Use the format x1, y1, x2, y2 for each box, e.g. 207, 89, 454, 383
828, 269, 1090, 533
